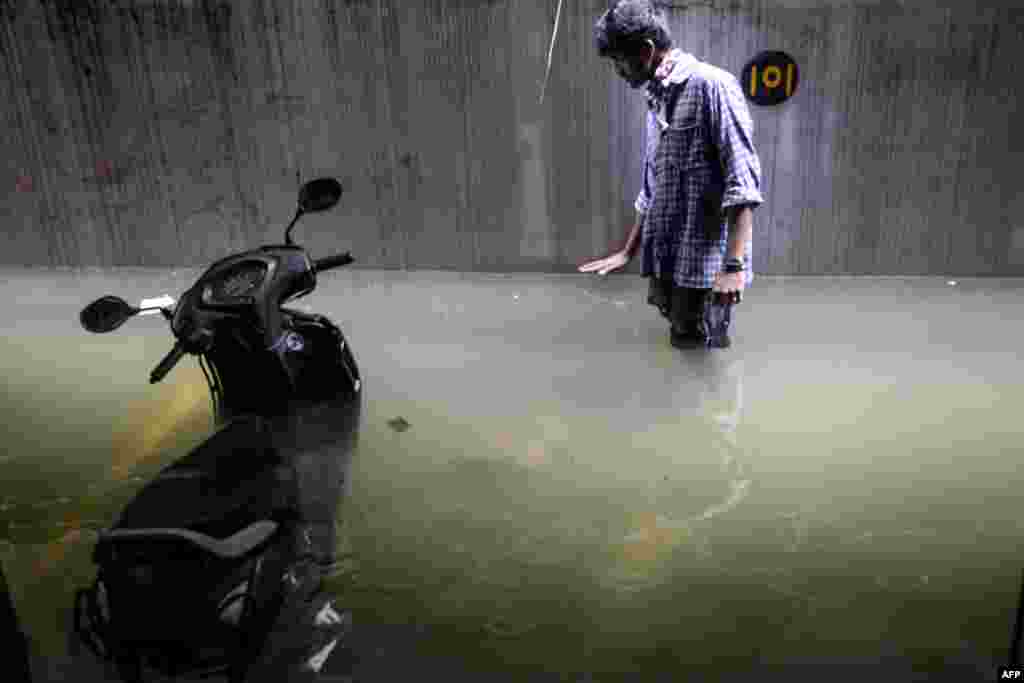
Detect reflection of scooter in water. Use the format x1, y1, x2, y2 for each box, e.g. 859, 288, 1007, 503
2, 564, 31, 682
72, 177, 361, 682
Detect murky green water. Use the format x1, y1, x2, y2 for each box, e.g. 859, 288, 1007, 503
1, 269, 1019, 679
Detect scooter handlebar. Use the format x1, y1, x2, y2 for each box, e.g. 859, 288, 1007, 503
312, 252, 354, 274
149, 340, 187, 384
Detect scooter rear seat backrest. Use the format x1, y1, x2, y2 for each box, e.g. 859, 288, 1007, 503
100, 520, 279, 560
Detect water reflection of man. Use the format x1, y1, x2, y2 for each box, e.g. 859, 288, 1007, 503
579, 0, 764, 351
608, 351, 747, 586
687, 350, 747, 483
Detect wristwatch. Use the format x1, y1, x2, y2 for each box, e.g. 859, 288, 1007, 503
723, 257, 745, 274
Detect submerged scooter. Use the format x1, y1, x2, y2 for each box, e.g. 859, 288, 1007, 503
72, 177, 362, 682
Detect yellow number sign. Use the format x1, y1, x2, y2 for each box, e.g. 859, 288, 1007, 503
741, 51, 799, 106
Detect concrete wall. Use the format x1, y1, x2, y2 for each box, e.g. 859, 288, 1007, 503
1, 0, 1020, 275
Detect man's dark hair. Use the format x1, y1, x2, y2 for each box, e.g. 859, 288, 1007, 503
594, 1, 673, 58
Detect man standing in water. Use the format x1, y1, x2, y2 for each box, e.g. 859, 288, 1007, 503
579, 0, 764, 350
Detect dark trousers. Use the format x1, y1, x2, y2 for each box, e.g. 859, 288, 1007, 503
647, 276, 734, 348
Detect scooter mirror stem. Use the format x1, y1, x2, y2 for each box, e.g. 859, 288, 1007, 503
286, 169, 303, 246
283, 207, 305, 246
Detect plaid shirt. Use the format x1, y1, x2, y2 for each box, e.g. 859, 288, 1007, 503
635, 50, 764, 289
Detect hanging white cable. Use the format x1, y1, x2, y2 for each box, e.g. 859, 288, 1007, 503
539, 0, 565, 104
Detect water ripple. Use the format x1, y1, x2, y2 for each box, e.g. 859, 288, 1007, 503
482, 615, 538, 639
691, 478, 752, 523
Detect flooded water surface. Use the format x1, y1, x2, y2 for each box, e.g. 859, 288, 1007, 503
0, 268, 1019, 681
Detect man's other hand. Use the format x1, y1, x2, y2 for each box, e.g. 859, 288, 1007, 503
712, 270, 744, 304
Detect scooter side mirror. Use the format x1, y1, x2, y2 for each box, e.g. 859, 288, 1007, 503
298, 178, 343, 214
80, 296, 139, 333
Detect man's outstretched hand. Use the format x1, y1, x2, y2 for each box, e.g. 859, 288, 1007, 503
578, 250, 630, 276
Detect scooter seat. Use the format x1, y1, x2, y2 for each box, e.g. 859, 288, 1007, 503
103, 461, 297, 555
99, 416, 299, 561
99, 520, 279, 560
